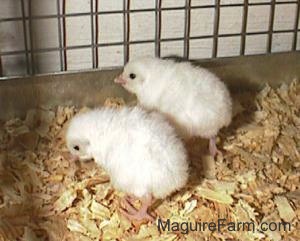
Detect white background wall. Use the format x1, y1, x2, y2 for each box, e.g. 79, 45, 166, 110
0, 0, 299, 76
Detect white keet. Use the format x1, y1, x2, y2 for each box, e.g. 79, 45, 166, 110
66, 107, 188, 221
115, 57, 232, 156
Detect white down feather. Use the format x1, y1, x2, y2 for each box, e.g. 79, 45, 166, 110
66, 107, 189, 199
119, 57, 232, 139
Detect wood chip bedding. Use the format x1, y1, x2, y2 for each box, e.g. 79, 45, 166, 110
0, 81, 299, 241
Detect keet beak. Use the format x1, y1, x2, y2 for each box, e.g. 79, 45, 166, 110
114, 75, 127, 85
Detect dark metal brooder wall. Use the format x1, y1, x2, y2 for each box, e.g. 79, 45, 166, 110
0, 0, 299, 78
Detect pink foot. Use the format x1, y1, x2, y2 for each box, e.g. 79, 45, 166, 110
120, 195, 154, 222
209, 136, 222, 157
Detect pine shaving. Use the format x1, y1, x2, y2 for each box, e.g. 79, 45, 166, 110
274, 196, 296, 222
0, 81, 299, 240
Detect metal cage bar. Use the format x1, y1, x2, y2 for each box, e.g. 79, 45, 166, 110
212, 0, 220, 58
56, 0, 64, 71
123, 0, 130, 64
90, 0, 96, 68
155, 0, 162, 58
267, 0, 276, 53
28, 0, 35, 74
95, 0, 99, 67
20, 0, 30, 74
183, 0, 191, 59
292, 1, 300, 51
240, 0, 249, 55
62, 0, 67, 70
0, 56, 2, 77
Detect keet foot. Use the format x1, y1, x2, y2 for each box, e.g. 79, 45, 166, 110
120, 195, 154, 222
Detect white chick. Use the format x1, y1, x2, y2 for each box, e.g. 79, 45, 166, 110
114, 57, 232, 156
66, 107, 188, 221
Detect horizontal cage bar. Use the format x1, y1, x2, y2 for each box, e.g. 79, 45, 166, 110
1, 1, 299, 22
1, 29, 299, 57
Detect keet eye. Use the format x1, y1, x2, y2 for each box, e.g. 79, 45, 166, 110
129, 73, 136, 79
73, 145, 80, 151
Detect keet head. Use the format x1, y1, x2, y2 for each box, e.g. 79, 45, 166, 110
66, 114, 93, 162
114, 57, 155, 94
66, 137, 92, 161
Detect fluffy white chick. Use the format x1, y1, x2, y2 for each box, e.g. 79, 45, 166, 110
66, 107, 188, 221
114, 57, 232, 156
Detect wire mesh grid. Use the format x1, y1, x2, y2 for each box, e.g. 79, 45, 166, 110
0, 0, 299, 78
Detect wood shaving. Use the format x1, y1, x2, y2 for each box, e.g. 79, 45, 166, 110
104, 97, 126, 109
0, 81, 299, 240
274, 196, 296, 222
195, 186, 234, 204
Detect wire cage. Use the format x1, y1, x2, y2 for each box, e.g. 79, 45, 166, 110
0, 0, 299, 78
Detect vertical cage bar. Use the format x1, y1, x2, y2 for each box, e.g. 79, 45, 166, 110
212, 0, 220, 58
183, 0, 191, 59
90, 0, 96, 68
95, 0, 99, 67
155, 0, 162, 58
56, 0, 64, 71
0, 57, 2, 77
267, 0, 276, 53
123, 0, 130, 64
240, 0, 249, 55
292, 2, 300, 51
20, 0, 30, 74
28, 0, 35, 74
62, 0, 67, 70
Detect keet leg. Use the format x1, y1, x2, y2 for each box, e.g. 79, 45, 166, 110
120, 195, 154, 222
209, 136, 222, 157
121, 195, 138, 214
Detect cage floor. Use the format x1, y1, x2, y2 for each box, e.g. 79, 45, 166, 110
0, 81, 299, 241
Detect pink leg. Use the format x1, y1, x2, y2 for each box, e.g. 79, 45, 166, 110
209, 136, 222, 157
120, 195, 154, 222
121, 195, 138, 214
